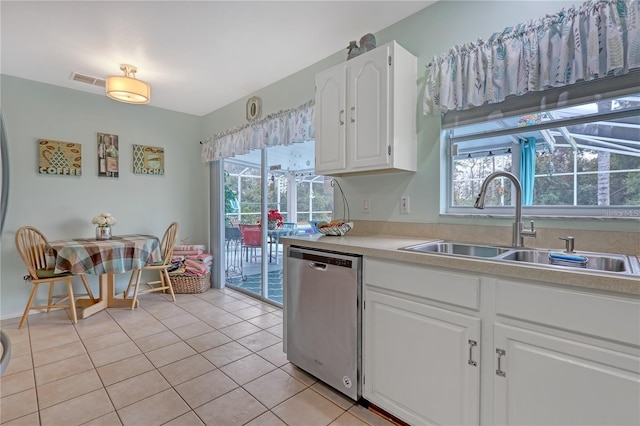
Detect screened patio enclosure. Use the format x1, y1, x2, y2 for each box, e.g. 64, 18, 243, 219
222, 140, 333, 305
447, 91, 640, 214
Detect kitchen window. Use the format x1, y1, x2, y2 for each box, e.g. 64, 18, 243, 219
444, 73, 640, 218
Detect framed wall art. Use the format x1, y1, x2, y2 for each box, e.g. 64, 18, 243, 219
133, 144, 164, 175
38, 139, 82, 176
98, 133, 119, 177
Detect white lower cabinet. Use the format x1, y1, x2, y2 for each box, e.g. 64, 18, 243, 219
362, 258, 640, 426
363, 288, 480, 425
493, 324, 640, 425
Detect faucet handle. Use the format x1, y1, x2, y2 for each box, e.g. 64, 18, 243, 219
520, 220, 537, 238
559, 236, 575, 253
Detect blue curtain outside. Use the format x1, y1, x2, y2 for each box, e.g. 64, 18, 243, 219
520, 137, 536, 205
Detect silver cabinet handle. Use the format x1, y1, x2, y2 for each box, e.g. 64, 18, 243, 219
468, 340, 477, 366
350, 106, 355, 123
339, 110, 345, 125
496, 348, 506, 377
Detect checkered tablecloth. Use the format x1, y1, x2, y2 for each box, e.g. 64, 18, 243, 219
46, 234, 162, 275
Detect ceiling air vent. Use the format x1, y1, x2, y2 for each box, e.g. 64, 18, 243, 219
70, 72, 106, 88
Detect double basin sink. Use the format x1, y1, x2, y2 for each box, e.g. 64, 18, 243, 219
400, 241, 640, 275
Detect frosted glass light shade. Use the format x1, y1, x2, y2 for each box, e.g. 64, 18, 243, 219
106, 75, 150, 104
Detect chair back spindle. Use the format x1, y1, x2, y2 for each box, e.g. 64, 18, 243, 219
16, 226, 49, 280
15, 225, 96, 328
125, 221, 179, 309
159, 222, 179, 265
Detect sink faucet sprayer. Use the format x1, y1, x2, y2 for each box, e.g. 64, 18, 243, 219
474, 171, 536, 247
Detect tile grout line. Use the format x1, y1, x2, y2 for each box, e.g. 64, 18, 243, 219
28, 318, 43, 426
137, 292, 306, 426
3, 288, 378, 426
115, 292, 288, 425
107, 292, 276, 425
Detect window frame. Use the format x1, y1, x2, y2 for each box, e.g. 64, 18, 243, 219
442, 72, 640, 219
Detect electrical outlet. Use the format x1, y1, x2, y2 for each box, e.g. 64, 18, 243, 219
362, 196, 371, 213
400, 196, 410, 214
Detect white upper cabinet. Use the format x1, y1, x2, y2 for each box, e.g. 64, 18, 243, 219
314, 41, 417, 176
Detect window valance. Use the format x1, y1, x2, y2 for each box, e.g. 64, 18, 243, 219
423, 0, 640, 115
201, 100, 315, 162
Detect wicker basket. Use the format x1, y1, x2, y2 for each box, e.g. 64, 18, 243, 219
169, 272, 211, 294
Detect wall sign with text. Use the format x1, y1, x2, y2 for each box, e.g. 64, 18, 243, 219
38, 139, 82, 176
133, 144, 164, 175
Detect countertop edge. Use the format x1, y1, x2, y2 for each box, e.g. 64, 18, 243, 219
281, 235, 640, 296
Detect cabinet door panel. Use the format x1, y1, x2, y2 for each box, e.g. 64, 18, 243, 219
494, 324, 640, 426
348, 46, 389, 170
364, 290, 480, 426
315, 64, 347, 174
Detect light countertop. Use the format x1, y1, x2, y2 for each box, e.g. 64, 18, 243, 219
281, 234, 640, 296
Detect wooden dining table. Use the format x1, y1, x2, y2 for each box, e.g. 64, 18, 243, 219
45, 234, 162, 319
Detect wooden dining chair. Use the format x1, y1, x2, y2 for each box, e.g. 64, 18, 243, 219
125, 222, 179, 309
15, 226, 95, 329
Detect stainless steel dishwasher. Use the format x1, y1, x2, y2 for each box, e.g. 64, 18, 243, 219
285, 246, 362, 400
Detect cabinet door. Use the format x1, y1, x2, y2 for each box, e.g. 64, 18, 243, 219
347, 45, 390, 171
494, 324, 640, 425
314, 64, 347, 174
364, 289, 480, 426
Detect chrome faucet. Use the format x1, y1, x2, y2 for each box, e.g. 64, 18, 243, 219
474, 171, 536, 247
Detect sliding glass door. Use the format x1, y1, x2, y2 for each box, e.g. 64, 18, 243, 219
223, 158, 263, 300
222, 140, 329, 305
221, 146, 292, 305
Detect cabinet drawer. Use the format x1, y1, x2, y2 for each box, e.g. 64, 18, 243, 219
364, 258, 480, 310
496, 280, 640, 346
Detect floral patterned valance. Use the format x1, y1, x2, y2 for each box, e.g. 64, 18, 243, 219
201, 100, 315, 162
423, 0, 640, 115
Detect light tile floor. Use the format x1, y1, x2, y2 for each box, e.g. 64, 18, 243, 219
0, 287, 392, 426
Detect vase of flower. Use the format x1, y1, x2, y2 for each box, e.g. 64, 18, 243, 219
266, 210, 283, 230
96, 225, 112, 240
92, 212, 116, 240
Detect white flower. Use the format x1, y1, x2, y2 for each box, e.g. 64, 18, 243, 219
92, 212, 116, 227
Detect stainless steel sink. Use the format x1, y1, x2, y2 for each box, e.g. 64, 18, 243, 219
400, 241, 640, 275
401, 241, 511, 258
497, 249, 637, 274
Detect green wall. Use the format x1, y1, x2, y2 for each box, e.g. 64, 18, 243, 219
202, 1, 635, 232
0, 75, 207, 318
2, 0, 636, 319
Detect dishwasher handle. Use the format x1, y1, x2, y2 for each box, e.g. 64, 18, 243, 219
308, 261, 328, 271
289, 247, 361, 269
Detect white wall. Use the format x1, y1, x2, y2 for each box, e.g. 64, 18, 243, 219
0, 75, 208, 319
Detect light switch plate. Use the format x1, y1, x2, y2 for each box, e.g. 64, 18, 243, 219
362, 196, 371, 213
400, 196, 410, 214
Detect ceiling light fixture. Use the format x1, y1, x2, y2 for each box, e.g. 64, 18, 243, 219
106, 64, 150, 104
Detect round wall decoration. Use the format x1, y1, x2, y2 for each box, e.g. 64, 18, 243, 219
246, 96, 262, 122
